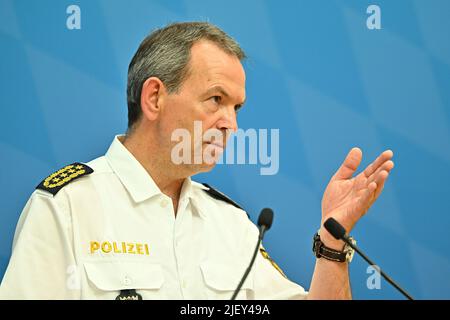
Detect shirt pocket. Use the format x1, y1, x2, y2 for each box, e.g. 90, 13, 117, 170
83, 260, 164, 299
200, 261, 254, 300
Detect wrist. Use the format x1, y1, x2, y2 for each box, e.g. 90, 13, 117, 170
313, 228, 356, 264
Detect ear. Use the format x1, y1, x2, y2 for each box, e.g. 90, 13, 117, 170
140, 77, 166, 121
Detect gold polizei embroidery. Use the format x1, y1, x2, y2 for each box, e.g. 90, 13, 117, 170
90, 241, 150, 255
43, 164, 86, 189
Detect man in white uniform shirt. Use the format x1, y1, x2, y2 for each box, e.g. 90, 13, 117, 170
0, 22, 394, 300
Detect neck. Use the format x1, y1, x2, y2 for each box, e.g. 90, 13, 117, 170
120, 131, 185, 203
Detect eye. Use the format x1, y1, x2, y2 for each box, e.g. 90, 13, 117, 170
211, 96, 222, 104
234, 104, 242, 113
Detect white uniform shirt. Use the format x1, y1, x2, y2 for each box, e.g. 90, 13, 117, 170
0, 135, 307, 300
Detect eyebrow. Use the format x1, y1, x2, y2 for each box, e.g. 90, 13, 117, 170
204, 86, 246, 106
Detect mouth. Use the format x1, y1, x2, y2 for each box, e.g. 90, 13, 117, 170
205, 141, 225, 154
207, 141, 224, 148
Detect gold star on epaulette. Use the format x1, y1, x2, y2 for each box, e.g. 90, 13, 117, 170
36, 162, 93, 195
260, 247, 287, 278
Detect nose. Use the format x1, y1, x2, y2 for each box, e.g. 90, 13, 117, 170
216, 105, 238, 133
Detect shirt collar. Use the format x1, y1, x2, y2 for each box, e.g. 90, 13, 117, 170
186, 180, 210, 219
105, 135, 162, 203
105, 135, 209, 206
180, 177, 209, 203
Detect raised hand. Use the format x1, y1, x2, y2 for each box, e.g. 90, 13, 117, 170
320, 148, 394, 240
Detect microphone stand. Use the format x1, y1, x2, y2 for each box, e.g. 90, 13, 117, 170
341, 234, 414, 300
231, 226, 267, 300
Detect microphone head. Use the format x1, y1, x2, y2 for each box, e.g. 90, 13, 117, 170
257, 208, 274, 231
324, 218, 346, 240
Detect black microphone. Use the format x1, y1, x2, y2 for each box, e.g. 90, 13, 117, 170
257, 207, 274, 240
231, 208, 274, 300
324, 217, 414, 300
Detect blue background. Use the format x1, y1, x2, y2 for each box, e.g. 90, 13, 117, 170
1, 0, 449, 299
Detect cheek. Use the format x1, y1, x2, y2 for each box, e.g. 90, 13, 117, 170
161, 99, 188, 128
199, 111, 221, 130
163, 95, 219, 136
201, 119, 214, 133
182, 103, 217, 133
157, 113, 186, 150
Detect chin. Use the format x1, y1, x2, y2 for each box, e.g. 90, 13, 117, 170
190, 162, 218, 175
200, 162, 217, 172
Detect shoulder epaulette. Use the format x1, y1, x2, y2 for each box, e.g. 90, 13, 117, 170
201, 183, 245, 211
36, 162, 93, 196
260, 246, 287, 278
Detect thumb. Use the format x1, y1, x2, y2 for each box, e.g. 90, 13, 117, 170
332, 147, 363, 180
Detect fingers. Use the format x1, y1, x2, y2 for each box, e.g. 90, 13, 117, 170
373, 170, 390, 199
366, 160, 394, 185
356, 181, 378, 214
364, 150, 394, 178
353, 156, 393, 218
359, 170, 390, 210
355, 168, 391, 212
333, 147, 363, 180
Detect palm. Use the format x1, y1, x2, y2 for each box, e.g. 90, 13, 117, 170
321, 148, 394, 233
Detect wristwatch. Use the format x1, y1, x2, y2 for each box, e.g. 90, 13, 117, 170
312, 231, 356, 263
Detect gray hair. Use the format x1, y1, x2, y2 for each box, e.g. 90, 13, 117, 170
126, 21, 246, 131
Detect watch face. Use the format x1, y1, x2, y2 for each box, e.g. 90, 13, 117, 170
346, 249, 355, 263
312, 233, 320, 255
345, 238, 356, 263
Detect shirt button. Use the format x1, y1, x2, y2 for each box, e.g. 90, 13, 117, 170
123, 275, 132, 286
182, 280, 187, 289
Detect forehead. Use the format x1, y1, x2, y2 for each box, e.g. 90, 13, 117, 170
186, 40, 246, 98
